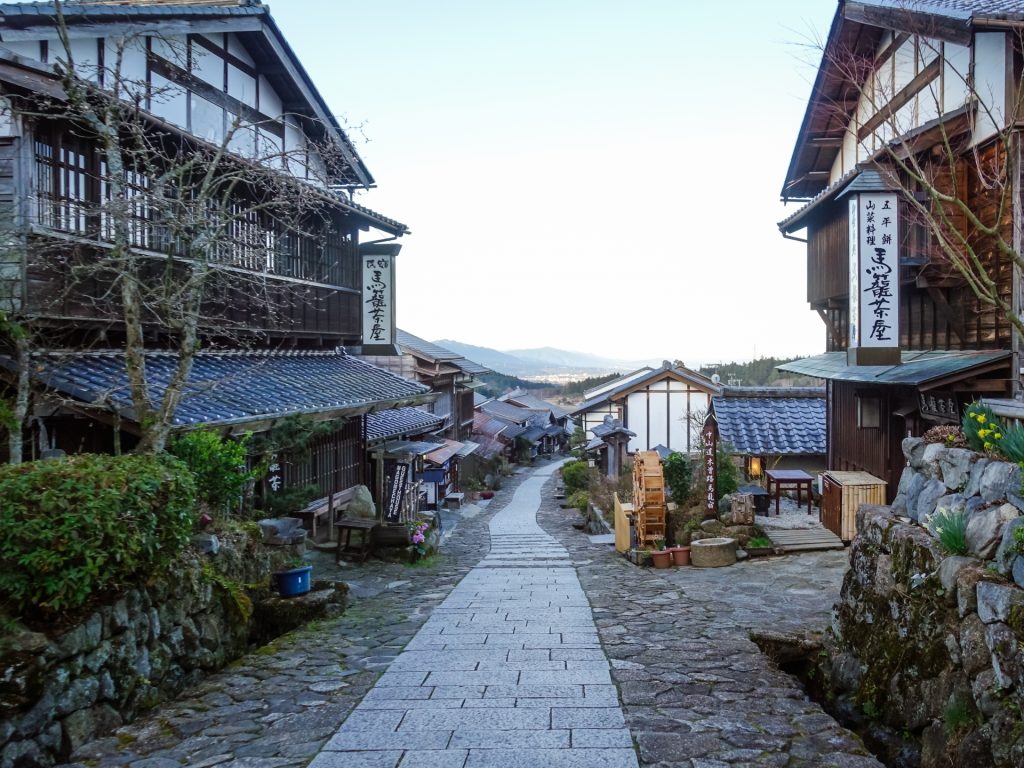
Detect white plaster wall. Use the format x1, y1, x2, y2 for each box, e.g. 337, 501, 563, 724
150, 71, 188, 130
972, 32, 1007, 145
626, 391, 648, 454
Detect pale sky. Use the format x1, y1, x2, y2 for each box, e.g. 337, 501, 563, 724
271, 1, 837, 365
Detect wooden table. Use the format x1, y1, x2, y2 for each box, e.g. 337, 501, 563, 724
765, 469, 815, 516
334, 517, 379, 564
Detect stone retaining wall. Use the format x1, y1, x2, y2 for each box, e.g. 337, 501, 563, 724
817, 438, 1024, 767
0, 530, 278, 767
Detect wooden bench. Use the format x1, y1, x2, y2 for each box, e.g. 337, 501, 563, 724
295, 488, 358, 541
444, 492, 465, 509
334, 518, 379, 564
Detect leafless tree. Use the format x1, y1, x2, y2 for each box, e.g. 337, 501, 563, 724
3, 2, 356, 455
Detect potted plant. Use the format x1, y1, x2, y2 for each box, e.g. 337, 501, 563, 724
670, 545, 691, 566
650, 539, 672, 569
272, 557, 312, 597
745, 536, 773, 557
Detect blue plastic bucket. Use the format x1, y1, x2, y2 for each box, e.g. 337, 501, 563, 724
274, 565, 312, 597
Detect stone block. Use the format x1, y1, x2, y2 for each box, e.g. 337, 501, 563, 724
1014, 556, 1024, 589
967, 504, 1020, 560
922, 443, 949, 473
941, 448, 977, 491
977, 581, 1024, 624
938, 556, 981, 594
960, 614, 990, 676
915, 478, 947, 522
904, 472, 926, 518
966, 459, 992, 499
191, 533, 220, 555
957, 567, 987, 618
905, 437, 927, 467
981, 462, 1022, 503
985, 622, 1021, 690
993, 516, 1024, 576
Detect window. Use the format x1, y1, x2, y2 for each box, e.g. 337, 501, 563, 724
857, 395, 882, 429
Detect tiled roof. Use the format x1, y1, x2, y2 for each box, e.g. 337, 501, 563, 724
24, 349, 433, 429
396, 330, 490, 376
592, 417, 635, 439
479, 399, 530, 424
365, 407, 444, 442
712, 395, 826, 456
856, 0, 1024, 21
504, 392, 571, 420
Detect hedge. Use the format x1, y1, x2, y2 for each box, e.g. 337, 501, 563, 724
0, 453, 197, 614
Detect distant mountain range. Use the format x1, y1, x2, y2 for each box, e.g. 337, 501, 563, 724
434, 339, 659, 378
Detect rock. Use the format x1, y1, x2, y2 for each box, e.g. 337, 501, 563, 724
985, 622, 1021, 690
347, 485, 376, 519
938, 556, 981, 593
966, 458, 992, 498
966, 504, 1019, 559
960, 614, 990, 675
977, 581, 1024, 625
0, 629, 49, 713
1014, 556, 1024, 589
722, 524, 758, 545
54, 677, 99, 717
905, 436, 927, 467
922, 443, 949, 474
903, 472, 927, 518
941, 448, 977, 491
993, 516, 1024, 576
972, 669, 1002, 717
191, 533, 221, 555
699, 519, 724, 536
920, 721, 948, 768
257, 517, 306, 545
61, 707, 95, 755
980, 462, 1021, 503
957, 566, 987, 618
915, 478, 947, 522
55, 614, 103, 659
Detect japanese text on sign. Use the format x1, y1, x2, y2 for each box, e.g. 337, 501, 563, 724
702, 421, 717, 518
362, 256, 393, 345
857, 193, 900, 347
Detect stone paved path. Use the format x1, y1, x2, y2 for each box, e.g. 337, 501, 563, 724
537, 488, 884, 768
310, 460, 638, 768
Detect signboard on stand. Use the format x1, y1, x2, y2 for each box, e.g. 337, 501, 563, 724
702, 419, 717, 519
360, 243, 401, 354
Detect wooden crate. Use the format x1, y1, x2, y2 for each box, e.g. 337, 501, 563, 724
821, 471, 886, 542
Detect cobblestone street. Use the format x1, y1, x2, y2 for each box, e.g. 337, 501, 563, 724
65, 460, 882, 768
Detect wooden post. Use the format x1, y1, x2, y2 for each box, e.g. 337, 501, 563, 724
702, 418, 717, 519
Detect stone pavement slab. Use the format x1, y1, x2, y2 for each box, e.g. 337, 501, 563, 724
315, 460, 640, 768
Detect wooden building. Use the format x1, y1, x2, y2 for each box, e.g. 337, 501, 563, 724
778, 0, 1018, 499
571, 361, 720, 455
0, 1, 437, 514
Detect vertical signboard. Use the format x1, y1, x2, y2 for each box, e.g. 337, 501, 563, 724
848, 191, 900, 365
702, 419, 717, 519
385, 461, 409, 524
858, 193, 899, 347
361, 247, 398, 353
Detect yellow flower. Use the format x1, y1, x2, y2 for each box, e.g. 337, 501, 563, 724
979, 429, 989, 438
985, 442, 993, 450
978, 415, 987, 424
995, 432, 1002, 439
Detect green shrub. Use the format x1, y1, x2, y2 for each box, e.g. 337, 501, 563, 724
962, 401, 1002, 453
260, 483, 319, 516
995, 424, 1024, 463
561, 460, 589, 494
568, 490, 589, 512
923, 507, 968, 556
716, 447, 741, 497
0, 453, 197, 614
663, 452, 692, 503
169, 427, 252, 512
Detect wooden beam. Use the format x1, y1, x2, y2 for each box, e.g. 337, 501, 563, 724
858, 58, 942, 141
816, 308, 844, 348
924, 285, 967, 345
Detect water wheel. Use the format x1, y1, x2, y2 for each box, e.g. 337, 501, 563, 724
632, 450, 666, 546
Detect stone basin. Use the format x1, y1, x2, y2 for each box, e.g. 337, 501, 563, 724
691, 537, 738, 568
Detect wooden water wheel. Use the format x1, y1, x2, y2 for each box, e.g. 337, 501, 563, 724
632, 450, 666, 546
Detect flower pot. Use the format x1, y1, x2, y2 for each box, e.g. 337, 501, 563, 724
651, 549, 672, 569
273, 565, 312, 597
670, 546, 691, 566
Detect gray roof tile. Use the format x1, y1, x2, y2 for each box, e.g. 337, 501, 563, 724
712, 395, 826, 456
366, 407, 444, 442
23, 349, 432, 428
